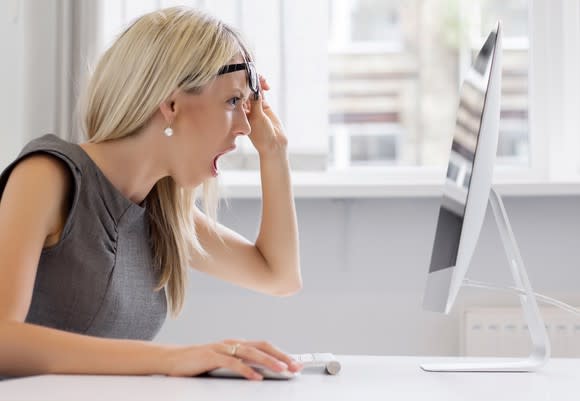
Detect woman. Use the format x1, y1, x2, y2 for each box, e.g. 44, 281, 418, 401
0, 7, 302, 381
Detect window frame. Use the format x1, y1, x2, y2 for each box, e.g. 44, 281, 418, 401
528, 0, 580, 181
224, 0, 580, 197
97, 0, 580, 198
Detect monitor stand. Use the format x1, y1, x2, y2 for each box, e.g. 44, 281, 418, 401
421, 187, 551, 372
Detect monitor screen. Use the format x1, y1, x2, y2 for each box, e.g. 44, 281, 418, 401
427, 32, 497, 275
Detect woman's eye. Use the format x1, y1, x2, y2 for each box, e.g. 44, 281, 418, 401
228, 97, 241, 107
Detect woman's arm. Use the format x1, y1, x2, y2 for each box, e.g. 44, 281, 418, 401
189, 78, 301, 296
247, 77, 302, 292
0, 156, 298, 379
0, 320, 302, 379
0, 320, 167, 377
254, 146, 301, 294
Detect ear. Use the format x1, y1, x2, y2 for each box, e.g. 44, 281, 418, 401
159, 89, 179, 123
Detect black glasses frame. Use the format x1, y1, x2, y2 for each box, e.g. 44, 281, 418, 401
217, 62, 260, 100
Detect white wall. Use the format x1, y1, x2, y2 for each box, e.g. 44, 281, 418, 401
0, 0, 58, 170
155, 196, 580, 356
0, 0, 24, 168
19, 0, 58, 145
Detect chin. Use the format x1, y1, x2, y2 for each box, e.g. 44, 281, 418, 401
171, 173, 203, 189
172, 166, 217, 189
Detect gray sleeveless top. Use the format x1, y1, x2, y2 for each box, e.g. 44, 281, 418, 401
0, 134, 167, 340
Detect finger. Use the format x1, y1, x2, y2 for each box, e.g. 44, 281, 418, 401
243, 99, 251, 114
234, 344, 290, 373
247, 90, 270, 115
258, 75, 270, 91
219, 342, 235, 356
215, 353, 263, 381
248, 90, 264, 114
261, 104, 282, 127
248, 341, 303, 372
223, 338, 246, 345
246, 91, 283, 130
218, 341, 245, 358
246, 95, 282, 130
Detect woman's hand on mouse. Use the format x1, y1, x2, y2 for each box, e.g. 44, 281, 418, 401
160, 339, 303, 380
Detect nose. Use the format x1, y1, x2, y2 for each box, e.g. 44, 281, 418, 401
234, 107, 251, 136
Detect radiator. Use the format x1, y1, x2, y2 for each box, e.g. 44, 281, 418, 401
461, 307, 580, 357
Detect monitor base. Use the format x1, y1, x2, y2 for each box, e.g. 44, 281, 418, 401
421, 356, 546, 372
421, 188, 550, 372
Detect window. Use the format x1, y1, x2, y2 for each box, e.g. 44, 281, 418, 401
328, 0, 530, 170
472, 0, 529, 166
96, 0, 580, 187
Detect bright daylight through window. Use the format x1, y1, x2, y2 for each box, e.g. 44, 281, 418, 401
100, 0, 530, 175
328, 0, 528, 170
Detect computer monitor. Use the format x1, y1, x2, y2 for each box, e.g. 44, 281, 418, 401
422, 23, 502, 315
421, 21, 550, 372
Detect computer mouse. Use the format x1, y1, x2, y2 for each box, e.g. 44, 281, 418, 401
207, 364, 299, 380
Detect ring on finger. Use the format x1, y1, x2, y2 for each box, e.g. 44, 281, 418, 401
229, 343, 241, 357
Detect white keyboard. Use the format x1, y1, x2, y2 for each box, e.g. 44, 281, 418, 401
290, 353, 341, 375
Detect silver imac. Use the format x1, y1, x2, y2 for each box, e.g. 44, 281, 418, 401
421, 21, 550, 372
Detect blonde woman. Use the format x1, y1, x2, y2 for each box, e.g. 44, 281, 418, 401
0, 7, 302, 381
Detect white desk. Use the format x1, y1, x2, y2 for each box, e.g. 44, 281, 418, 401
1, 356, 579, 401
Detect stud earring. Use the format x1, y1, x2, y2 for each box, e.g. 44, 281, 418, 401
164, 126, 173, 137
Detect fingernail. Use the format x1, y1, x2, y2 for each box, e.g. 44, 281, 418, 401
290, 361, 303, 370
252, 372, 263, 380
276, 361, 289, 371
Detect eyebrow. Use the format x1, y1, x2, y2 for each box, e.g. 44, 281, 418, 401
233, 87, 252, 100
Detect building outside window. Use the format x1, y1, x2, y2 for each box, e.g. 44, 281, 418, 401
100, 0, 578, 186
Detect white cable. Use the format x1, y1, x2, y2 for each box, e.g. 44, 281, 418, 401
462, 278, 580, 318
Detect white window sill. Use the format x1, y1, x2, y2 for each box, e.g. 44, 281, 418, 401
219, 170, 580, 199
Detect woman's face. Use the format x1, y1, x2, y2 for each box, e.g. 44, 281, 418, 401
168, 57, 252, 187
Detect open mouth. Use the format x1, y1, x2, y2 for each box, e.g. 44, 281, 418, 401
212, 145, 236, 176
212, 155, 221, 174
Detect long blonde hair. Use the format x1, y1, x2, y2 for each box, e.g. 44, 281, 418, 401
80, 7, 252, 317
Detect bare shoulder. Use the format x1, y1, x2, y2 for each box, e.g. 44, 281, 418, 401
0, 153, 74, 243
0, 153, 75, 321
8, 153, 71, 181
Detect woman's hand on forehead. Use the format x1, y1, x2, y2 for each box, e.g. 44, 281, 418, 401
244, 75, 269, 113
245, 75, 287, 156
